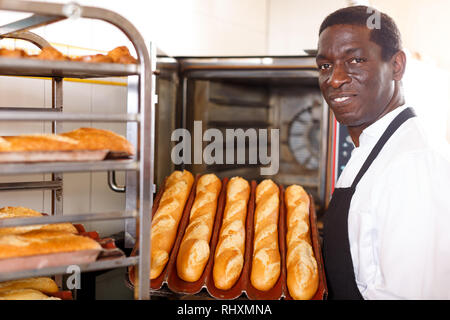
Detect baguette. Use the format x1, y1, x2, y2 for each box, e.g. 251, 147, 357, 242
0, 206, 78, 235
60, 127, 135, 156
213, 177, 250, 290
0, 134, 80, 152
285, 185, 318, 300
150, 170, 194, 279
0, 277, 58, 294
0, 230, 101, 259
176, 174, 222, 282
0, 288, 60, 300
250, 179, 281, 291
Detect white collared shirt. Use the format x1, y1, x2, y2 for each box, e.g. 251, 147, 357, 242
336, 105, 450, 300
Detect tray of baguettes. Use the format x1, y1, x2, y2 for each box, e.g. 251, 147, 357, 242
127, 170, 328, 300
0, 206, 125, 275
0, 276, 73, 300
0, 127, 134, 163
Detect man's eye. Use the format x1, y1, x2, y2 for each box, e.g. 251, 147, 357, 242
350, 57, 366, 64
319, 63, 331, 70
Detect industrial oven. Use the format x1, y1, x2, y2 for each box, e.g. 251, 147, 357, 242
153, 55, 338, 213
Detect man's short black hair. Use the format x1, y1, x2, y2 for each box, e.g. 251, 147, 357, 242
319, 5, 402, 61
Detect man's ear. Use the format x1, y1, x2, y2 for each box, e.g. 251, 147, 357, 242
392, 50, 406, 81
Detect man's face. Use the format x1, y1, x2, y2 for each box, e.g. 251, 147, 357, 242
316, 24, 395, 127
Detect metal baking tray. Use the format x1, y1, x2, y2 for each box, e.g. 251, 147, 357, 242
0, 150, 108, 163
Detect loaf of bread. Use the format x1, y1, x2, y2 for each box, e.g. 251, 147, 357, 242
60, 127, 135, 156
35, 47, 69, 61
250, 179, 281, 291
72, 54, 113, 63
0, 230, 102, 259
150, 170, 194, 279
0, 288, 60, 300
0, 134, 80, 152
0, 48, 27, 58
285, 185, 318, 300
107, 46, 137, 64
213, 177, 250, 290
0, 277, 58, 294
176, 174, 222, 282
0, 206, 78, 235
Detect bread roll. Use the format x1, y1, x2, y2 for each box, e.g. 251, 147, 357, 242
176, 174, 222, 282
60, 127, 135, 156
0, 206, 78, 235
35, 47, 68, 61
0, 289, 60, 300
0, 277, 58, 294
0, 48, 27, 58
150, 170, 194, 279
213, 177, 250, 290
107, 46, 137, 64
250, 179, 281, 291
285, 185, 318, 300
0, 134, 80, 152
0, 230, 102, 259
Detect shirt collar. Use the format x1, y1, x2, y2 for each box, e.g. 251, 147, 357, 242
358, 105, 408, 148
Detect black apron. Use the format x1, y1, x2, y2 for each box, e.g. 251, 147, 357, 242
323, 107, 416, 300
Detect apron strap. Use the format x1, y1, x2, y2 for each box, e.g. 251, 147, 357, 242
351, 107, 416, 189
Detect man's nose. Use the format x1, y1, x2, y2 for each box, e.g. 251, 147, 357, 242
328, 64, 351, 88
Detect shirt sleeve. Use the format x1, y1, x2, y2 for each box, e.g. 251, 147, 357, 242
361, 149, 450, 300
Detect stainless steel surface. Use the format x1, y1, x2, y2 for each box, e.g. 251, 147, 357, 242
0, 159, 138, 175
0, 57, 139, 78
0, 13, 63, 35
0, 256, 139, 282
0, 210, 137, 227
0, 30, 51, 48
108, 170, 126, 193
0, 180, 62, 191
0, 110, 140, 122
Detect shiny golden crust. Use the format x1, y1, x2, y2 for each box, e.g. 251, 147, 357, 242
0, 230, 101, 259
0, 134, 80, 152
0, 288, 60, 300
107, 46, 137, 64
60, 127, 135, 156
176, 174, 222, 282
213, 177, 250, 290
285, 185, 318, 300
0, 277, 58, 294
250, 179, 281, 291
0, 206, 78, 235
35, 47, 69, 61
72, 54, 113, 63
0, 48, 27, 58
150, 170, 194, 279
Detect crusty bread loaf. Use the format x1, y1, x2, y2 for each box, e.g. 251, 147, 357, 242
285, 185, 318, 300
0, 230, 102, 259
107, 46, 137, 64
0, 206, 78, 235
0, 48, 27, 58
0, 134, 80, 152
35, 47, 69, 61
176, 174, 222, 282
0, 277, 58, 294
213, 177, 250, 290
60, 127, 135, 156
250, 179, 281, 291
0, 288, 60, 300
150, 170, 194, 279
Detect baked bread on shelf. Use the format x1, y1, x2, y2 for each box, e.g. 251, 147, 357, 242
0, 229, 102, 259
0, 206, 78, 235
34, 47, 69, 61
0, 277, 58, 294
250, 179, 281, 291
72, 54, 114, 63
60, 127, 135, 156
0, 134, 80, 152
150, 170, 194, 279
213, 176, 250, 290
285, 185, 318, 300
0, 288, 61, 300
176, 173, 222, 282
0, 48, 27, 58
107, 46, 137, 64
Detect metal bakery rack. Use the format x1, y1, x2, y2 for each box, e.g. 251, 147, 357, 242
0, 0, 155, 299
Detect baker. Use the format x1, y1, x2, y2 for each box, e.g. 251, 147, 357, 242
317, 6, 450, 299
